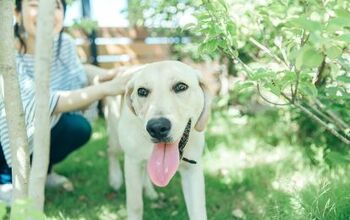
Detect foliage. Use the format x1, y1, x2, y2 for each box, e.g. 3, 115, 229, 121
126, 0, 218, 62
187, 0, 350, 149
69, 18, 98, 35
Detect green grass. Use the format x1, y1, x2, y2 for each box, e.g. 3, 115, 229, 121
44, 109, 350, 220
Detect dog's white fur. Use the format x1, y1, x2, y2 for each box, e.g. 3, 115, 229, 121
105, 61, 211, 220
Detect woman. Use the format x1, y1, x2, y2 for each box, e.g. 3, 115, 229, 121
0, 0, 129, 204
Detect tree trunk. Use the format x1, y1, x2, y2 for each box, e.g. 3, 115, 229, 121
0, 0, 30, 208
28, 0, 56, 212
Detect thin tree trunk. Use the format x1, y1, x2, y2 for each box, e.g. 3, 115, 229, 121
28, 0, 55, 212
0, 0, 30, 208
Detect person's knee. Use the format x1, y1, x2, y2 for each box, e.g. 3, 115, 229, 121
76, 116, 92, 146
80, 118, 92, 145
66, 114, 92, 147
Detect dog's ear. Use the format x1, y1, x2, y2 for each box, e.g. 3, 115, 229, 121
123, 65, 146, 116
125, 79, 136, 115
195, 72, 213, 132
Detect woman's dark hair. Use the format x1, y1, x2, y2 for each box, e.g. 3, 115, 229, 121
14, 0, 67, 55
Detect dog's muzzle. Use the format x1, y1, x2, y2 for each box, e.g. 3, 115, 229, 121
146, 118, 197, 164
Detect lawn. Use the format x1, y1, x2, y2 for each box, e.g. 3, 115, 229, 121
44, 107, 350, 220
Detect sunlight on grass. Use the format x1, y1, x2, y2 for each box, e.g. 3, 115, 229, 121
272, 169, 318, 193
96, 205, 127, 220
204, 140, 292, 170
91, 130, 105, 140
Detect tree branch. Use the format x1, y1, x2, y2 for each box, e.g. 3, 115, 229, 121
248, 37, 289, 69
257, 84, 289, 106
295, 102, 350, 145
280, 93, 350, 145
315, 58, 326, 86
316, 99, 350, 131
292, 70, 301, 103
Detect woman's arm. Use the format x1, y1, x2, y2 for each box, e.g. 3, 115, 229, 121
53, 71, 131, 114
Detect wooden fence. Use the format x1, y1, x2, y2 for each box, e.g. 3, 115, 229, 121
69, 27, 172, 68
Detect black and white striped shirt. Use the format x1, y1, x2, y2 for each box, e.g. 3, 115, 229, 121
0, 33, 88, 167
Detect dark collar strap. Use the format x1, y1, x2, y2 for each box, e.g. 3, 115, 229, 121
182, 157, 197, 164
179, 119, 197, 165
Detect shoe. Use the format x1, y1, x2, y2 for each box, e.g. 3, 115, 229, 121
0, 184, 12, 206
46, 172, 74, 191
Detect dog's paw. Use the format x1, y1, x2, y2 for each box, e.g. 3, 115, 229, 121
109, 171, 123, 191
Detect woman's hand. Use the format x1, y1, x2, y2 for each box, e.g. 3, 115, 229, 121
98, 69, 118, 82
102, 69, 134, 96
84, 64, 130, 85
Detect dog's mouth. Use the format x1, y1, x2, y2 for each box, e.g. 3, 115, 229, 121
147, 119, 196, 187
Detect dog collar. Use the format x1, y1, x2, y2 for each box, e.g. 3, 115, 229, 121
178, 119, 197, 164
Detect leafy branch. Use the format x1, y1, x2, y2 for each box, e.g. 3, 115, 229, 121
195, 0, 350, 145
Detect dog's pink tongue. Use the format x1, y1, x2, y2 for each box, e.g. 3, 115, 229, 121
147, 142, 180, 187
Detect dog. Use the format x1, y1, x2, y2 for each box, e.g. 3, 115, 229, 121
105, 61, 212, 220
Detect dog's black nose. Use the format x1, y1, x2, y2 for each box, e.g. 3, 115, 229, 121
146, 117, 171, 140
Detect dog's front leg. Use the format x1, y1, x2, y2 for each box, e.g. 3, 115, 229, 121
125, 155, 144, 220
105, 96, 123, 191
180, 163, 207, 220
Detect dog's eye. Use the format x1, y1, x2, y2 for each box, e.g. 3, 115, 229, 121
137, 88, 149, 97
173, 82, 188, 93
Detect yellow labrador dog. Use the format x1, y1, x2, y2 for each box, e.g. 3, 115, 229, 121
105, 61, 211, 220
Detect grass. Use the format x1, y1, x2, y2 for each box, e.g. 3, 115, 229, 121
43, 107, 350, 220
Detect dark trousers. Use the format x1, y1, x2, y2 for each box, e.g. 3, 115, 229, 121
0, 113, 92, 184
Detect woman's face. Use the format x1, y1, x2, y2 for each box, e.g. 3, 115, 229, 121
19, 0, 64, 38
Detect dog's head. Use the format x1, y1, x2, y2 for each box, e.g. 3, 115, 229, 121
124, 60, 212, 186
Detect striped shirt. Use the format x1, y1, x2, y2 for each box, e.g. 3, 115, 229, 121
0, 33, 88, 167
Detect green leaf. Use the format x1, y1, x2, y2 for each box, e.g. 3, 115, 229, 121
290, 17, 323, 32
335, 9, 350, 19
336, 34, 350, 42
280, 71, 297, 90
234, 81, 255, 93
226, 22, 237, 36
300, 71, 313, 81
325, 46, 343, 59
250, 69, 274, 81
197, 12, 211, 21
325, 86, 339, 97
217, 40, 227, 49
206, 39, 219, 53
328, 17, 350, 28
296, 46, 324, 70
200, 39, 219, 54
299, 81, 318, 98
337, 75, 350, 83
218, 0, 228, 11
309, 32, 329, 48
295, 49, 303, 71
264, 81, 281, 96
